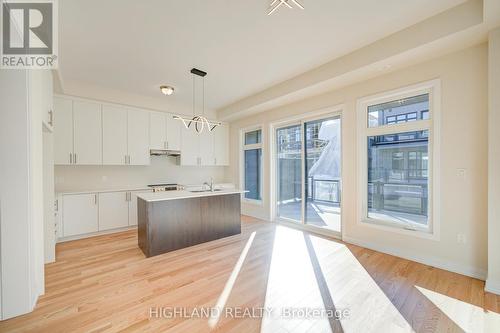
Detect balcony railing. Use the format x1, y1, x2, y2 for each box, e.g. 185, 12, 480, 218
368, 181, 428, 216
308, 178, 341, 204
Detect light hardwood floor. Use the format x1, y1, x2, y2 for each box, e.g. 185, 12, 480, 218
1, 216, 499, 332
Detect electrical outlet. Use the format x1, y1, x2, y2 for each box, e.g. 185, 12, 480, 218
457, 233, 467, 244
457, 168, 466, 180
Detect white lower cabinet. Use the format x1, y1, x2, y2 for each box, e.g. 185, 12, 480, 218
62, 193, 98, 237
98, 192, 130, 231
60, 189, 152, 240
128, 190, 150, 226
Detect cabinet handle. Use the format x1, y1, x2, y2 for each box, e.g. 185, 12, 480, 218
48, 109, 53, 126
94, 194, 97, 205
74, 153, 77, 164
69, 153, 72, 164
128, 155, 131, 164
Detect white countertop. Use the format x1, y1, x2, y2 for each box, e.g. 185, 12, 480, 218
56, 187, 151, 195
136, 189, 246, 202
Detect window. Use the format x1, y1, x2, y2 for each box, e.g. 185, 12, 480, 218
368, 94, 429, 127
242, 128, 262, 201
245, 130, 261, 145
368, 130, 429, 222
359, 82, 439, 235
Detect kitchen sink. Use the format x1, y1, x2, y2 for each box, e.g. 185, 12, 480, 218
189, 189, 222, 193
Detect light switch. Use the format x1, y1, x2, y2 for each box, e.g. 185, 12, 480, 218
457, 168, 466, 180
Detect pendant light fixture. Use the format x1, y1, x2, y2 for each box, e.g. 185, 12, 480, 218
268, 0, 304, 15
172, 68, 221, 133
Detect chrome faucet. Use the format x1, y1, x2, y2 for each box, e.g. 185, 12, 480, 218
204, 177, 214, 192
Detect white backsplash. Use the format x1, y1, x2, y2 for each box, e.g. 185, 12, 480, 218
55, 156, 229, 192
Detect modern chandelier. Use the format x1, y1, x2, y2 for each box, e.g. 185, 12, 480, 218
172, 68, 221, 133
267, 0, 304, 15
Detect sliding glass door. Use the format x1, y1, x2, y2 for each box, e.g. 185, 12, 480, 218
304, 117, 341, 232
275, 115, 342, 234
276, 124, 303, 222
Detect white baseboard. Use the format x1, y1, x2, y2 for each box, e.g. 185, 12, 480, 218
342, 235, 487, 281
485, 279, 500, 295
276, 219, 342, 240
241, 209, 270, 222
57, 226, 137, 243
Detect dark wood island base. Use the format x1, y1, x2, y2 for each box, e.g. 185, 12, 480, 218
137, 193, 241, 257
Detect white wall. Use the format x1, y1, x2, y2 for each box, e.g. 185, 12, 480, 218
55, 158, 229, 193
229, 43, 488, 279
28, 70, 47, 301
0, 69, 46, 319
486, 28, 500, 293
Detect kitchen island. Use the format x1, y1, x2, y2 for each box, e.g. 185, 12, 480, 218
136, 189, 245, 257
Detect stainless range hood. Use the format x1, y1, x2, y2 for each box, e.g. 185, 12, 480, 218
150, 149, 181, 157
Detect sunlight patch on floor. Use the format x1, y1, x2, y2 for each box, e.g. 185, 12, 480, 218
208, 231, 256, 328
260, 226, 413, 332
416, 286, 500, 332
261, 226, 332, 332
308, 234, 413, 332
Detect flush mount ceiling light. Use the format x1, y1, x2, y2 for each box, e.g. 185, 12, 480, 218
160, 85, 175, 95
172, 68, 221, 133
267, 0, 304, 15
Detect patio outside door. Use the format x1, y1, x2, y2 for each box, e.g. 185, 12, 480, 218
276, 124, 303, 222
275, 115, 342, 235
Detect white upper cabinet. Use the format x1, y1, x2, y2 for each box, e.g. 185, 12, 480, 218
98, 192, 129, 231
128, 109, 150, 165
53, 97, 74, 165
73, 100, 102, 165
33, 70, 54, 130
199, 129, 215, 166
150, 112, 167, 150
180, 124, 229, 166
102, 105, 128, 165
102, 106, 150, 166
166, 115, 182, 151
43, 71, 54, 129
53, 95, 229, 167
181, 126, 199, 166
214, 124, 229, 166
150, 112, 182, 151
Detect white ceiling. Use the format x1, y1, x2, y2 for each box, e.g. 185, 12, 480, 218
59, 0, 467, 112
